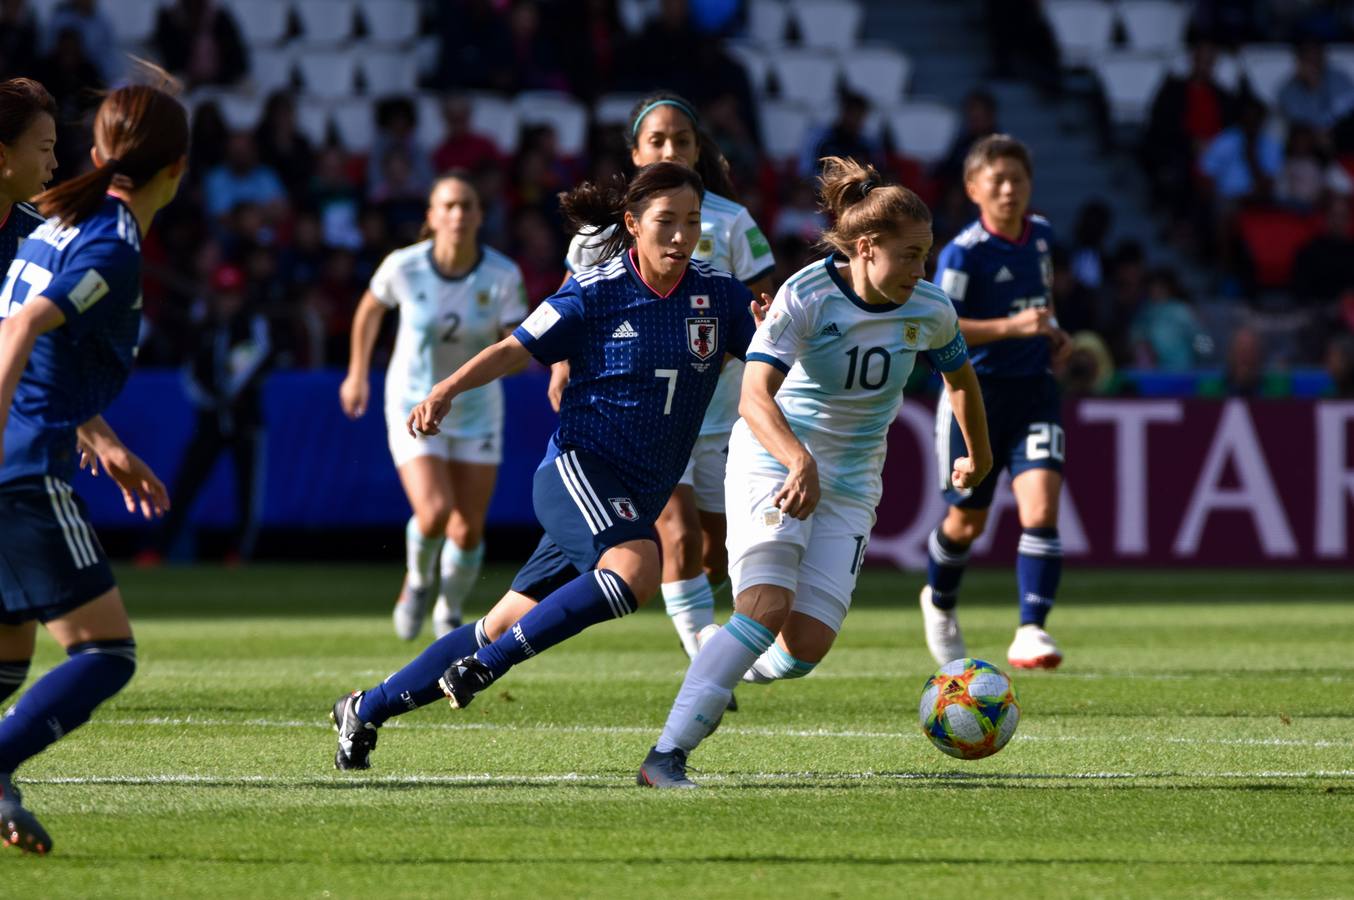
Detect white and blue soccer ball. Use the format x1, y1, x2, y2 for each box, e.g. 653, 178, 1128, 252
918, 657, 1020, 760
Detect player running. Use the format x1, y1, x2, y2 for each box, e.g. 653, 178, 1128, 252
329, 161, 760, 770
341, 172, 528, 640
0, 80, 188, 852
554, 91, 775, 666
919, 134, 1071, 671
637, 158, 992, 788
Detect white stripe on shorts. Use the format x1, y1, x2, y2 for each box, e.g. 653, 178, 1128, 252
558, 451, 613, 532
56, 478, 99, 568
555, 455, 602, 534
45, 476, 95, 569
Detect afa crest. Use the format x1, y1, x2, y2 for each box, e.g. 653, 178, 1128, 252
476, 290, 491, 307
609, 497, 639, 521
904, 322, 920, 346
696, 237, 714, 256
686, 317, 718, 360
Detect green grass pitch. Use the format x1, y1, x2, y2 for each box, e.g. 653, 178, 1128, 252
5, 564, 1353, 898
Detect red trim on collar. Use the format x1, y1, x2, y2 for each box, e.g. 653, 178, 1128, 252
627, 248, 688, 298
980, 214, 1032, 246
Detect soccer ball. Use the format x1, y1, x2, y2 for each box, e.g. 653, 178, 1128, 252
918, 658, 1020, 760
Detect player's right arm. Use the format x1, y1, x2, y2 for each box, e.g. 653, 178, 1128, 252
76, 414, 169, 519
0, 295, 66, 466
340, 289, 389, 419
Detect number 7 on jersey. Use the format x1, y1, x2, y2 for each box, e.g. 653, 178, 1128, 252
654, 368, 678, 415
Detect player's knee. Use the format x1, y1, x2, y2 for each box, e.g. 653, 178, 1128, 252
733, 584, 794, 634
415, 502, 452, 536
68, 638, 137, 685
446, 519, 483, 552
944, 510, 987, 545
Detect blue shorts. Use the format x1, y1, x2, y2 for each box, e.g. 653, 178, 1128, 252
510, 445, 657, 600
937, 374, 1065, 510
0, 476, 116, 625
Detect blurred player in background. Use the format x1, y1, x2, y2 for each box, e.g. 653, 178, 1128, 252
638, 158, 991, 788
921, 134, 1071, 671
341, 172, 527, 640
554, 91, 775, 671
0, 78, 188, 853
329, 162, 760, 771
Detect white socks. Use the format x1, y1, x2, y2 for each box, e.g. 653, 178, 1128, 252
743, 642, 818, 684
406, 517, 443, 590
438, 541, 483, 623
656, 614, 774, 753
662, 574, 716, 658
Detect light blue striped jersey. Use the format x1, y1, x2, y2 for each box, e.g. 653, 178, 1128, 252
735, 256, 967, 505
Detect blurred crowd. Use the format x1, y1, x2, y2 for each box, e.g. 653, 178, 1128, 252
0, 0, 1350, 398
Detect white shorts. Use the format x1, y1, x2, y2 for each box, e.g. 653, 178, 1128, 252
724, 468, 876, 634
387, 416, 502, 468
677, 433, 730, 513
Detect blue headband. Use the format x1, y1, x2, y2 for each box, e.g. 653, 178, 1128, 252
631, 99, 699, 138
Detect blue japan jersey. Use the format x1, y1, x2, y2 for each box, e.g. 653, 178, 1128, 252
1, 196, 144, 485
513, 251, 755, 519
935, 215, 1056, 378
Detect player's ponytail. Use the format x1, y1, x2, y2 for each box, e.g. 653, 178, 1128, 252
559, 161, 704, 261
818, 155, 931, 258
36, 64, 188, 226
627, 90, 739, 201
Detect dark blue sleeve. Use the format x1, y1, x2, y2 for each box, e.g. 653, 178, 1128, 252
725, 280, 757, 361
511, 278, 587, 365
43, 238, 141, 340
934, 241, 973, 317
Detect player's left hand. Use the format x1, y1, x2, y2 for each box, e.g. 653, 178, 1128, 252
88, 443, 170, 519
408, 390, 452, 437
750, 292, 772, 326
1048, 326, 1073, 364
951, 454, 991, 491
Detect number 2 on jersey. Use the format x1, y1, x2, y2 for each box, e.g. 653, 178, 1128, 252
654, 368, 678, 415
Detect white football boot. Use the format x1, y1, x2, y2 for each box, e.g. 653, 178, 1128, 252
431, 596, 462, 639
1007, 624, 1063, 670
392, 578, 432, 641
919, 586, 966, 666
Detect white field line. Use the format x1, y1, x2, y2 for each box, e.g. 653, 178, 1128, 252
95, 716, 1354, 749
26, 770, 1354, 787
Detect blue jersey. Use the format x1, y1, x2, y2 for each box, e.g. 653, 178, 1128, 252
1, 196, 144, 485
935, 215, 1055, 378
0, 201, 46, 268
513, 251, 756, 519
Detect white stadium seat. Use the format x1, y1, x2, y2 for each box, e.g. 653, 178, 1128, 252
725, 41, 771, 95
1095, 53, 1170, 124
1170, 48, 1243, 92
594, 93, 644, 129
789, 0, 863, 52
886, 102, 959, 165
249, 48, 297, 94
514, 91, 589, 157
841, 45, 911, 108
1329, 46, 1354, 81
295, 50, 358, 100
359, 50, 419, 96
770, 49, 840, 108
1118, 1, 1189, 54
1239, 44, 1296, 107
619, 0, 657, 33
469, 94, 521, 156
225, 0, 292, 46
747, 0, 789, 45
215, 91, 267, 132
294, 0, 356, 45
359, 0, 420, 45
295, 101, 332, 147
1044, 0, 1117, 67
109, 0, 160, 45
758, 99, 811, 161
330, 99, 377, 153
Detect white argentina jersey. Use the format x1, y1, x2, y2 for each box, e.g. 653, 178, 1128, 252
371, 241, 528, 436
566, 190, 775, 437
734, 256, 968, 506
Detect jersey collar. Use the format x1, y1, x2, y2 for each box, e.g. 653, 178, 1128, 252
979, 214, 1032, 246
826, 255, 902, 313
624, 248, 690, 299
427, 243, 483, 282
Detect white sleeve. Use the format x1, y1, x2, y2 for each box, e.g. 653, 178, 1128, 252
727, 207, 776, 283
744, 282, 812, 373
368, 253, 402, 308
498, 262, 529, 328
565, 225, 615, 272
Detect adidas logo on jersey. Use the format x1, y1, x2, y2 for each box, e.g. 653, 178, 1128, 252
995, 266, 1015, 283
820, 322, 841, 337
612, 320, 638, 338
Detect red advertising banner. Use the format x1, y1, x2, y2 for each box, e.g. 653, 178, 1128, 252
870, 399, 1354, 568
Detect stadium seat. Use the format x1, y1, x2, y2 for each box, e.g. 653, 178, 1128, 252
215, 91, 267, 132
224, 0, 292, 46
359, 50, 419, 96
1326, 45, 1354, 81
294, 0, 357, 45
1239, 44, 1295, 107
789, 0, 863, 52
1095, 53, 1169, 124
840, 45, 911, 109
109, 0, 160, 45
358, 0, 420, 46
757, 99, 811, 162
514, 91, 589, 157
725, 41, 771, 95
885, 102, 959, 165
295, 50, 358, 100
619, 0, 658, 33
1044, 0, 1117, 68
1235, 208, 1324, 288
330, 99, 377, 154
769, 49, 840, 108
747, 0, 789, 45
250, 48, 297, 94
295, 101, 332, 147
1169, 47, 1243, 91
1117, 1, 1188, 54
469, 94, 520, 156
594, 93, 644, 129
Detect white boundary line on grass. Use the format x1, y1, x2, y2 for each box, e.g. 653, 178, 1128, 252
94, 716, 1354, 750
